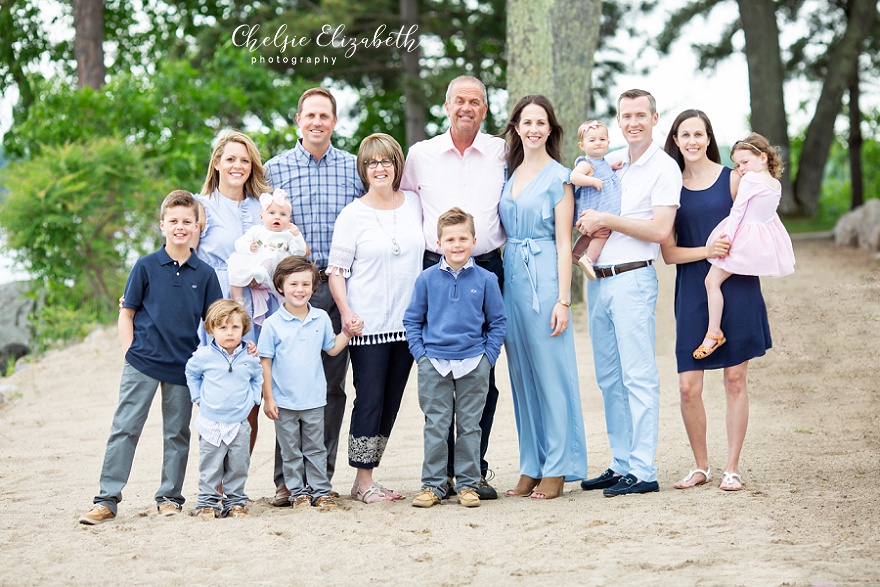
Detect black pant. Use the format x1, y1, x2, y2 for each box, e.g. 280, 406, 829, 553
422, 249, 503, 477
347, 341, 413, 468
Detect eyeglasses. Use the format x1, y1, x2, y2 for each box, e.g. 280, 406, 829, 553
366, 158, 394, 169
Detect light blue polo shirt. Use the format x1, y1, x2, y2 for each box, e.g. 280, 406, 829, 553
257, 304, 336, 410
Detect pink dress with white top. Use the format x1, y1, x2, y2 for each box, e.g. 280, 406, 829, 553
707, 171, 795, 277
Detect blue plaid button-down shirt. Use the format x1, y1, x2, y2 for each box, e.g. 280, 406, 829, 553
265, 140, 364, 269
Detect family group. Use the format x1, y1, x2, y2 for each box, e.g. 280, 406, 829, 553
78, 75, 795, 525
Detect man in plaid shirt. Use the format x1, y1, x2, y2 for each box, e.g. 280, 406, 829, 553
264, 87, 364, 505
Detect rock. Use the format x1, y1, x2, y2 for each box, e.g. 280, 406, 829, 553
0, 343, 29, 374
0, 281, 36, 349
834, 199, 880, 251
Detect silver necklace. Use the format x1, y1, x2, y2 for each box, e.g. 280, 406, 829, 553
372, 191, 401, 255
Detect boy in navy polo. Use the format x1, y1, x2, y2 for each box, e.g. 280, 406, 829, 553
403, 208, 506, 508
80, 190, 223, 525
258, 256, 352, 510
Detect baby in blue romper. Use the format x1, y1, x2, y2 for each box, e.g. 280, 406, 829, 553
571, 120, 622, 281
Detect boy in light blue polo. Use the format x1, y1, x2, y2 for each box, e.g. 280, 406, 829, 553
80, 190, 223, 525
403, 208, 506, 508
258, 256, 352, 509
186, 300, 263, 519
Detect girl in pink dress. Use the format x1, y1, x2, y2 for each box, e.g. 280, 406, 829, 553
694, 133, 795, 359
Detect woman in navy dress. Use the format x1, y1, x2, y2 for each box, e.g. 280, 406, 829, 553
499, 95, 587, 500
661, 110, 771, 492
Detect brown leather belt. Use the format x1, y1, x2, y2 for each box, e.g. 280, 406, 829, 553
595, 260, 653, 279
318, 269, 329, 282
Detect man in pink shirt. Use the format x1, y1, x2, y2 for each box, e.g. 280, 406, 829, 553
401, 75, 506, 500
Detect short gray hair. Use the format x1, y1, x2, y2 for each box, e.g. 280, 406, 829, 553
445, 75, 488, 105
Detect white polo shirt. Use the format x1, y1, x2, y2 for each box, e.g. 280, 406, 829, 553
401, 130, 507, 256
597, 141, 681, 266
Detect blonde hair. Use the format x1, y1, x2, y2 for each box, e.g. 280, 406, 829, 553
204, 299, 252, 336
356, 133, 405, 191
437, 207, 476, 239
732, 132, 785, 179
577, 120, 609, 142
201, 130, 269, 198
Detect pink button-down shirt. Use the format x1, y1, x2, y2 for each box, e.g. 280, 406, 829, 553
401, 130, 507, 256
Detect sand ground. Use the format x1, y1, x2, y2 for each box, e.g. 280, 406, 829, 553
0, 239, 878, 586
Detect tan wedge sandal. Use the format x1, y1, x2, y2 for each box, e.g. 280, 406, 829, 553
530, 476, 565, 500
506, 475, 540, 497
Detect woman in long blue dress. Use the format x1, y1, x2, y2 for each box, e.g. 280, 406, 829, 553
661, 110, 771, 492
499, 95, 587, 500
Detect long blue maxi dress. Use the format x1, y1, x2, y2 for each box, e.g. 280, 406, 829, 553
499, 160, 588, 481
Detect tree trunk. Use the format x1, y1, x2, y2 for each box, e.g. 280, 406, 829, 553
793, 0, 877, 216
737, 0, 796, 214
507, 0, 601, 303
400, 0, 425, 148
72, 0, 106, 90
848, 75, 864, 210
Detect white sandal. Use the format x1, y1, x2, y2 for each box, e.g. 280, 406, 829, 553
674, 468, 712, 489
720, 471, 743, 491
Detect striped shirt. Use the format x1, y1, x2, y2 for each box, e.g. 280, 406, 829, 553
264, 140, 364, 269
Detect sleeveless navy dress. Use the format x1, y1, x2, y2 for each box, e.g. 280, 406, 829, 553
674, 166, 772, 372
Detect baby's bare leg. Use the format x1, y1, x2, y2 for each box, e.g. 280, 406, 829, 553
703, 265, 732, 348
585, 236, 608, 264
572, 234, 591, 261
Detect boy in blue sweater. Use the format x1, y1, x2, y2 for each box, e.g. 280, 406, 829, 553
80, 191, 223, 525
403, 208, 506, 508
186, 300, 263, 519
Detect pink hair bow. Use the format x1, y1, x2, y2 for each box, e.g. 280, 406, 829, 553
259, 188, 288, 210
578, 120, 600, 135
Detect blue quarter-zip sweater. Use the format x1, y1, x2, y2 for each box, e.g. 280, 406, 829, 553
403, 258, 506, 365
185, 340, 263, 423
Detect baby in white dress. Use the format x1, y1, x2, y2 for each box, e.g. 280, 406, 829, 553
227, 189, 307, 305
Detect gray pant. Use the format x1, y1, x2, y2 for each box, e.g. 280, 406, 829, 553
93, 362, 192, 514
418, 356, 490, 497
273, 278, 348, 487
196, 421, 251, 515
275, 406, 331, 499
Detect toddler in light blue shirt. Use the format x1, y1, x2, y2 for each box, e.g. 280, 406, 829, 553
185, 299, 263, 519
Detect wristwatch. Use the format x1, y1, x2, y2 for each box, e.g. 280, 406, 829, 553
557, 298, 571, 307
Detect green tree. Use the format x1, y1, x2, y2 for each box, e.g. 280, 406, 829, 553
657, 0, 879, 217
0, 137, 162, 305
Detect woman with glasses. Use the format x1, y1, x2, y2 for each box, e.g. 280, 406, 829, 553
327, 133, 423, 503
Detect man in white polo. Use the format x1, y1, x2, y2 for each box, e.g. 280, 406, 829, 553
576, 89, 681, 496
401, 75, 506, 500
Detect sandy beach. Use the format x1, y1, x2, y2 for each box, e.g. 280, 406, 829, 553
1, 238, 878, 586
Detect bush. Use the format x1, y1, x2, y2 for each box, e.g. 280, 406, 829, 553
0, 137, 166, 311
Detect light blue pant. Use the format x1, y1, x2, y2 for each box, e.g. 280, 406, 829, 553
417, 356, 490, 497
275, 406, 331, 499
196, 421, 251, 515
94, 362, 192, 514
587, 265, 660, 482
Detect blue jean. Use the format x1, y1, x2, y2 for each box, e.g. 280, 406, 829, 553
417, 356, 490, 497
93, 362, 192, 514
587, 265, 660, 482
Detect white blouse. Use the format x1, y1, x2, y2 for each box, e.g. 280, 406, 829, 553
327, 190, 424, 345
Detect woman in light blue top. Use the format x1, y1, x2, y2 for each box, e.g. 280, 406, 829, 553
195, 130, 280, 452
499, 95, 587, 500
